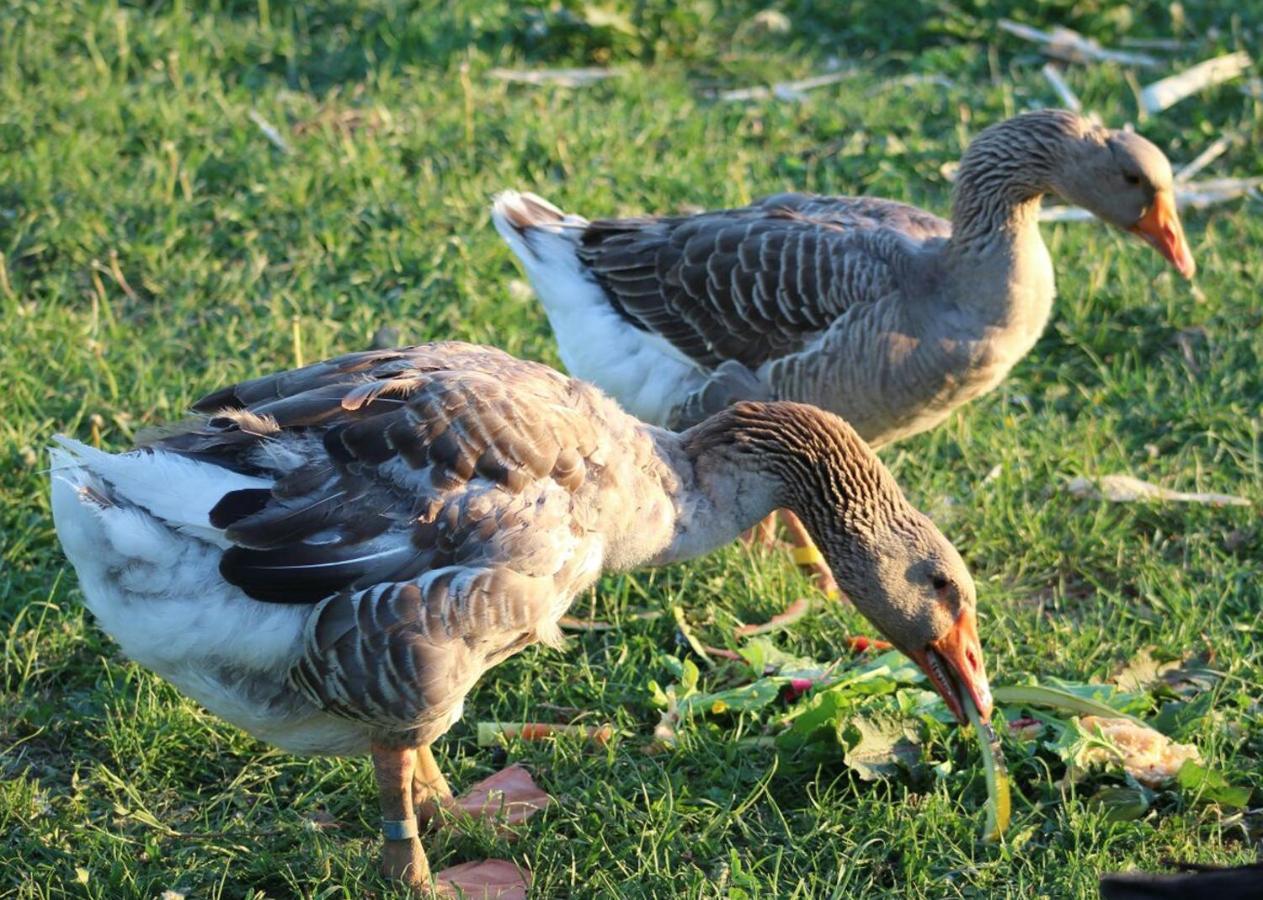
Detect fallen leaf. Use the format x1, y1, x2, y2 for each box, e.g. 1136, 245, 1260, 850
734, 597, 812, 638
448, 766, 552, 828
435, 859, 531, 899
1066, 474, 1250, 507
1111, 647, 1182, 692
304, 809, 340, 831
840, 714, 923, 781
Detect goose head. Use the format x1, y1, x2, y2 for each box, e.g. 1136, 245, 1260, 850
1052, 122, 1195, 279
688, 402, 993, 723
823, 505, 990, 724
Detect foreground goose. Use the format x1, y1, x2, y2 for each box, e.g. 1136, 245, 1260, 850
51, 342, 992, 888
493, 109, 1195, 590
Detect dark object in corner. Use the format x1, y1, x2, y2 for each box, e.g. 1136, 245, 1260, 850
1099, 861, 1263, 899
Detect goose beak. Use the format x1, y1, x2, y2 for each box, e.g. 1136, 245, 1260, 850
909, 608, 992, 725
1129, 190, 1195, 279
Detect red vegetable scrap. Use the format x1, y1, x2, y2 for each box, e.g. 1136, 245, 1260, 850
780, 677, 816, 702
846, 635, 892, 653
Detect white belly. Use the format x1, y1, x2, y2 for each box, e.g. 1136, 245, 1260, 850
50, 459, 371, 756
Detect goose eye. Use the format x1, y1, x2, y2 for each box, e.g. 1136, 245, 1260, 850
1123, 173, 1142, 186
930, 575, 949, 592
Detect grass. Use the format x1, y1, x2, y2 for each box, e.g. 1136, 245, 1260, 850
2, 0, 1261, 896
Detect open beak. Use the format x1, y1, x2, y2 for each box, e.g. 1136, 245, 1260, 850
1129, 190, 1195, 279
908, 608, 992, 725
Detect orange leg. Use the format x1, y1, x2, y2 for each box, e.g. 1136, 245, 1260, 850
371, 742, 431, 887
780, 509, 841, 600
412, 745, 453, 830
739, 513, 780, 549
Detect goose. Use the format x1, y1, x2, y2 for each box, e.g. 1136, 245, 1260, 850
50, 341, 992, 889
492, 108, 1195, 593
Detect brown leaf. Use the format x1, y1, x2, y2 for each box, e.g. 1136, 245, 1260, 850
435, 859, 531, 899
734, 597, 811, 638
304, 809, 340, 831
448, 765, 552, 828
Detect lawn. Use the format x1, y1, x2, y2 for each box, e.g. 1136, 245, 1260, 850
2, 1, 1261, 897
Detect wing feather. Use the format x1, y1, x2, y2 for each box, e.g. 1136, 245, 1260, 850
577, 193, 948, 370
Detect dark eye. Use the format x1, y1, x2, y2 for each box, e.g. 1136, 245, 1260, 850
930, 575, 949, 592
1123, 173, 1141, 186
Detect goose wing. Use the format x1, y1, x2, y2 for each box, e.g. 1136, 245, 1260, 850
578, 192, 949, 370
154, 342, 603, 606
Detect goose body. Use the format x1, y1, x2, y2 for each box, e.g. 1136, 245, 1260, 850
51, 343, 697, 756
494, 109, 1194, 440
50, 341, 993, 885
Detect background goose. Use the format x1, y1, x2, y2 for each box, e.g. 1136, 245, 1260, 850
51, 342, 991, 889
492, 108, 1195, 593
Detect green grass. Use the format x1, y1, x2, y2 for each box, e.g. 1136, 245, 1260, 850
2, 1, 1261, 896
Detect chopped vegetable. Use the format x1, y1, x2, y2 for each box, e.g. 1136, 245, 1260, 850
1076, 716, 1200, 786
476, 722, 614, 747
962, 687, 1010, 842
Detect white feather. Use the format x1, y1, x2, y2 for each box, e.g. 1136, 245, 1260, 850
492, 190, 705, 426
48, 444, 369, 756
52, 435, 271, 545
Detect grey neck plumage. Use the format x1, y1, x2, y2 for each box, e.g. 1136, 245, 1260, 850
947, 110, 1085, 255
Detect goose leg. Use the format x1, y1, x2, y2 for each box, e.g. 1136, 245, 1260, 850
740, 513, 780, 549
780, 510, 841, 599
371, 742, 431, 887
412, 745, 453, 829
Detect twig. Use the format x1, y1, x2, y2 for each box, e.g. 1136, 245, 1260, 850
998, 20, 1159, 67
248, 110, 290, 154
1041, 63, 1081, 112
1140, 52, 1253, 114
489, 67, 617, 87
1175, 135, 1234, 183
716, 70, 858, 103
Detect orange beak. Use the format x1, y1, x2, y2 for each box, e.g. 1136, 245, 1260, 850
909, 608, 993, 725
1129, 190, 1196, 279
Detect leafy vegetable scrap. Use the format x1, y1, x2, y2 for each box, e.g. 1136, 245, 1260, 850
646, 633, 1251, 840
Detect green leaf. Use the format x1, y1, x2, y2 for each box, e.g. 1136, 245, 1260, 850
688, 679, 784, 716
673, 606, 713, 668
737, 637, 824, 679
776, 686, 854, 748
839, 714, 923, 781
1176, 760, 1252, 808
962, 687, 1009, 842
1152, 692, 1214, 738
1090, 785, 1151, 822
992, 683, 1147, 724
856, 650, 925, 685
